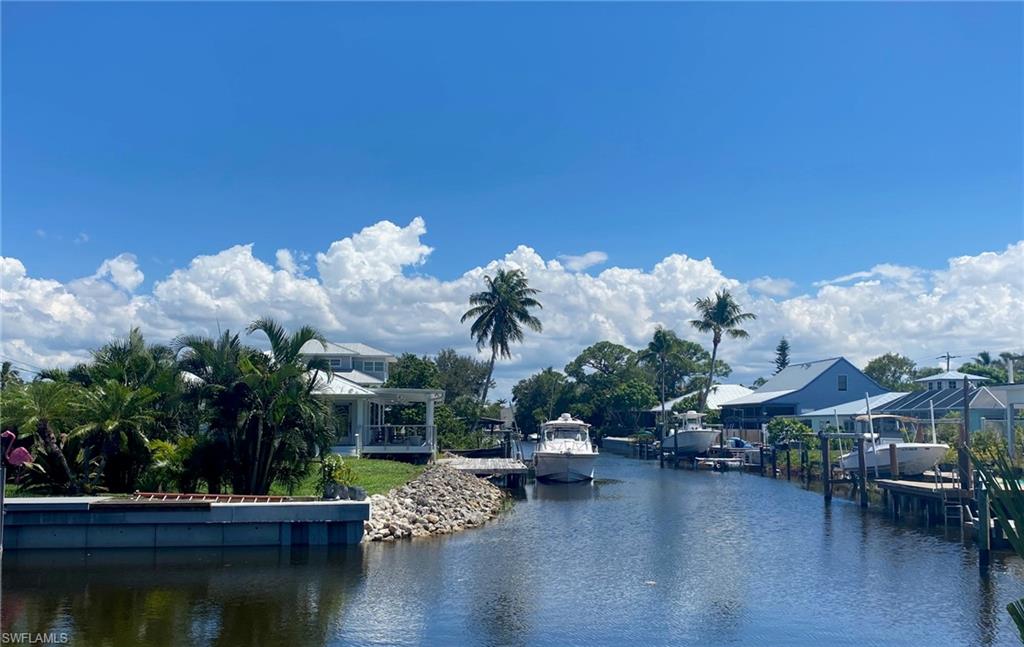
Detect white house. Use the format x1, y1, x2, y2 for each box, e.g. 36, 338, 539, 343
301, 341, 443, 461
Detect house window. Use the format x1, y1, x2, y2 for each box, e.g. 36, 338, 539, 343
838, 375, 848, 391
329, 358, 343, 370
353, 359, 385, 374
949, 381, 957, 390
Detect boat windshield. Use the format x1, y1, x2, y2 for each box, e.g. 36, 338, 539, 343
543, 426, 589, 442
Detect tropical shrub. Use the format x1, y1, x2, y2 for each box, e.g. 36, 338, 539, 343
766, 417, 814, 447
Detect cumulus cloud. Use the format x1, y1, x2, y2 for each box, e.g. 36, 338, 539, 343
1, 218, 1021, 398
557, 251, 609, 272
94, 253, 145, 291
747, 276, 796, 297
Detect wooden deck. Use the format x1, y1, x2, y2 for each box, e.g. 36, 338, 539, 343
436, 457, 529, 476
875, 478, 970, 501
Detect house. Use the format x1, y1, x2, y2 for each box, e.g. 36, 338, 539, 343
301, 341, 443, 461
871, 381, 1007, 433
718, 357, 886, 431
797, 392, 910, 434
913, 370, 988, 392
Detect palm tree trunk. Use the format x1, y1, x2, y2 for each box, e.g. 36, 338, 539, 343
36, 419, 75, 492
702, 340, 720, 448
469, 350, 497, 435
249, 416, 264, 494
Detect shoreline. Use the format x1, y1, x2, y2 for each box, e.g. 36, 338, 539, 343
362, 464, 507, 542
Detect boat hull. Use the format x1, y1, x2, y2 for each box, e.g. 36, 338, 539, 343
661, 430, 719, 456
534, 452, 597, 483
839, 443, 948, 477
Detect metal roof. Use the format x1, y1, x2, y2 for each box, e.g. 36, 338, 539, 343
313, 374, 375, 397
650, 384, 754, 412
300, 340, 396, 358
913, 370, 988, 383
874, 386, 1006, 414
722, 358, 845, 407
721, 389, 798, 406
799, 392, 909, 418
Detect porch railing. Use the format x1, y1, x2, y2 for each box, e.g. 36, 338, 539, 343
366, 425, 435, 448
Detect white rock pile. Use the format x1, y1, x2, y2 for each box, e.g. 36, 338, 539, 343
362, 465, 506, 542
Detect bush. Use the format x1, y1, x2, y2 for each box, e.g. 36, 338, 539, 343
766, 417, 814, 447
318, 454, 354, 496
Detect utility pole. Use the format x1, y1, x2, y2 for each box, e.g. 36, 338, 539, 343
937, 352, 960, 372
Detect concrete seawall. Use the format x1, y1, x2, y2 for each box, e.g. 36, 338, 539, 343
2, 497, 370, 549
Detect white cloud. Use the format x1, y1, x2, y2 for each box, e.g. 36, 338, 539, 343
316, 217, 433, 285
747, 276, 796, 297
1, 219, 1021, 399
94, 253, 145, 291
557, 251, 609, 272
74, 232, 90, 245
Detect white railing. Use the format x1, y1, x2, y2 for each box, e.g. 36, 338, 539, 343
366, 425, 435, 448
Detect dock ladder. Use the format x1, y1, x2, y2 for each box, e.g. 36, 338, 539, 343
939, 468, 964, 540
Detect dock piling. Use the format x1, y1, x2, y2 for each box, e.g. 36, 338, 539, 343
857, 437, 868, 508
820, 435, 832, 504
888, 443, 899, 479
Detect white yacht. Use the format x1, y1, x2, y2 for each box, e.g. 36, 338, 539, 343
661, 410, 720, 456
533, 413, 598, 483
839, 437, 948, 477
839, 414, 948, 477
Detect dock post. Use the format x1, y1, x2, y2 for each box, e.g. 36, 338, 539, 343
800, 447, 808, 484
759, 447, 766, 476
771, 447, 778, 479
958, 376, 973, 494
978, 472, 991, 573
888, 443, 899, 479
857, 437, 868, 508
821, 435, 832, 504
786, 447, 792, 481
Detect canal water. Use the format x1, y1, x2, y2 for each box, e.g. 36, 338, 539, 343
4, 453, 1023, 646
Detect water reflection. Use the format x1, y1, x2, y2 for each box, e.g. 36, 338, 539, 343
2, 546, 364, 647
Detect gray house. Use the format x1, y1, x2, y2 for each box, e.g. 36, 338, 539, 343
719, 357, 886, 431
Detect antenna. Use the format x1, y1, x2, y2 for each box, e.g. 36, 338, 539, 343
936, 352, 960, 372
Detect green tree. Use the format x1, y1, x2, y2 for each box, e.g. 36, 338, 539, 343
70, 379, 158, 492
1, 361, 22, 390
385, 353, 441, 389
435, 348, 492, 402
689, 290, 756, 417
774, 338, 790, 374
863, 353, 918, 391
638, 327, 683, 439
609, 378, 657, 430
511, 367, 571, 435
959, 357, 1007, 384
766, 417, 813, 446
460, 268, 543, 432
173, 330, 249, 493
236, 318, 335, 494
5, 380, 78, 492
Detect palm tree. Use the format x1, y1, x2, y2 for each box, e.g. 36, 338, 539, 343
1, 361, 22, 390
638, 327, 682, 442
461, 269, 543, 434
974, 351, 994, 366
71, 379, 158, 492
689, 290, 756, 429
239, 318, 334, 494
173, 330, 248, 493
7, 380, 77, 491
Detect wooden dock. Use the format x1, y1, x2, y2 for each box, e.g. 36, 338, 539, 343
437, 457, 529, 477
875, 478, 970, 501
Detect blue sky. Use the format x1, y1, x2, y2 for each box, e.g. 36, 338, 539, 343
1, 3, 1022, 392
4, 2, 1021, 290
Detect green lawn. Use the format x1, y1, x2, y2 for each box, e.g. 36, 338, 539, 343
271, 457, 425, 497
